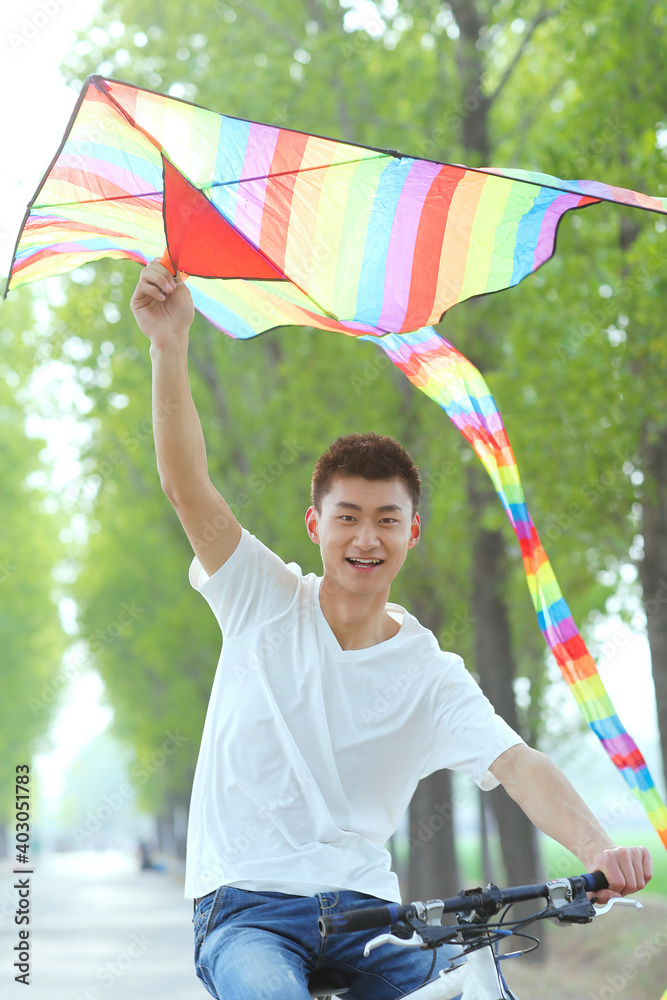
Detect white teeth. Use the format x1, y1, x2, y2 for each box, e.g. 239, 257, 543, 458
349, 558, 381, 564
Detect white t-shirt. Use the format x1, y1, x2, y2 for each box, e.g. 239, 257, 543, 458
184, 528, 523, 902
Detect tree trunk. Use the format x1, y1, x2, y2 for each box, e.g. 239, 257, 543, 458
171, 793, 189, 860
639, 423, 667, 792
405, 584, 462, 902
155, 796, 189, 860
407, 769, 462, 901
479, 790, 494, 886
155, 804, 175, 856
448, 0, 544, 917
467, 465, 544, 951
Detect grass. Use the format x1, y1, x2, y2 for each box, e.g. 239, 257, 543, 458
455, 830, 667, 897
394, 828, 667, 995
504, 896, 667, 1000
454, 832, 667, 999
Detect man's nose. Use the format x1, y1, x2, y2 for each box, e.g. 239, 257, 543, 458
354, 522, 380, 548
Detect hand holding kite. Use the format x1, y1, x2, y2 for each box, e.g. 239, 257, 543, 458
130, 258, 194, 350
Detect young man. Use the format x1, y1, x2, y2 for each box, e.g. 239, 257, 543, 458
131, 261, 651, 1000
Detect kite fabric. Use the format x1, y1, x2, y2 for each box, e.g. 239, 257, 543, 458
5, 75, 667, 846
366, 328, 667, 846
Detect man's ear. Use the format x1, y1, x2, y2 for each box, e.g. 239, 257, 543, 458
407, 512, 421, 549
305, 506, 320, 545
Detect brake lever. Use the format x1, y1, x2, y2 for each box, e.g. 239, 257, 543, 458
363, 931, 424, 956
593, 897, 643, 917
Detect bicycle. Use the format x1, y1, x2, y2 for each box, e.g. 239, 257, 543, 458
315, 872, 642, 999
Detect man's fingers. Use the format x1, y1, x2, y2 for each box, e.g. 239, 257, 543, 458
592, 845, 652, 900
623, 846, 652, 894
136, 260, 177, 301
597, 855, 623, 897
149, 257, 177, 280
643, 845, 653, 880
607, 848, 636, 894
638, 845, 653, 889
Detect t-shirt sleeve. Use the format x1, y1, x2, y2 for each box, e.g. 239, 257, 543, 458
188, 528, 300, 638
426, 653, 524, 790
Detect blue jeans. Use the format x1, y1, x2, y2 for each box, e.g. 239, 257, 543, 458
193, 886, 463, 999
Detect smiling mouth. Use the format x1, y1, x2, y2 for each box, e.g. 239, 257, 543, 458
346, 557, 384, 569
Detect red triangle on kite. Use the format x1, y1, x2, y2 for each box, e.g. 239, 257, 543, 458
162, 156, 285, 280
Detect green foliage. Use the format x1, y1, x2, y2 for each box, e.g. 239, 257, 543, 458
0, 296, 67, 822
57, 730, 135, 839
4, 0, 663, 819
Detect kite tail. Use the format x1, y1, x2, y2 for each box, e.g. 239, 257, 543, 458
364, 326, 667, 848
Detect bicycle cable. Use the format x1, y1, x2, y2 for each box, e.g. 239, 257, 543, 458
419, 946, 437, 988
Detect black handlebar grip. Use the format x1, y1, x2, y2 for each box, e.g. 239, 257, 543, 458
582, 871, 609, 892
318, 903, 405, 937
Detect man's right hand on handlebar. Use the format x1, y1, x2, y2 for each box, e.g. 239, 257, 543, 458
582, 844, 652, 903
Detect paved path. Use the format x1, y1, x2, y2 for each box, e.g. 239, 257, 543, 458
0, 849, 204, 1000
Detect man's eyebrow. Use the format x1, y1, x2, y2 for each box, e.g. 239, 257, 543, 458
334, 501, 405, 513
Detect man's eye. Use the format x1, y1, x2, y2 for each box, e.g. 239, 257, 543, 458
380, 518, 397, 524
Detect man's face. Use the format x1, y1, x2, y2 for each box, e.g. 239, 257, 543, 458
305, 475, 420, 596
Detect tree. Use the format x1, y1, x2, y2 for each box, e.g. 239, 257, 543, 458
0, 293, 67, 844
486, 0, 667, 799
49, 0, 667, 878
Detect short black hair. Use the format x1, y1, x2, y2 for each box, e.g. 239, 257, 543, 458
311, 433, 421, 515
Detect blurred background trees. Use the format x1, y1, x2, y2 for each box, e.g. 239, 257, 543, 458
2, 0, 666, 891
0, 294, 67, 851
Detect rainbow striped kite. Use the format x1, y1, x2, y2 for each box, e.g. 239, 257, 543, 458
5, 76, 667, 846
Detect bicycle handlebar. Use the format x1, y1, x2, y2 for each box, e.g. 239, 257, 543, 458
580, 871, 609, 893
321, 902, 408, 935
318, 872, 609, 937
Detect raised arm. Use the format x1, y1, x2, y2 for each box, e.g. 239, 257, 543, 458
490, 743, 652, 902
130, 260, 242, 576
